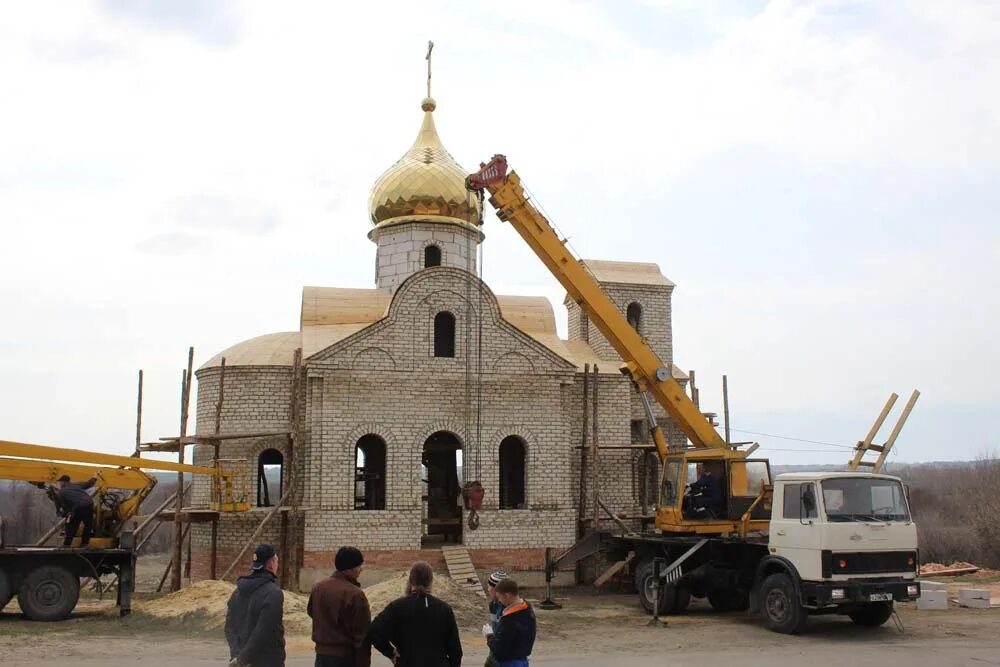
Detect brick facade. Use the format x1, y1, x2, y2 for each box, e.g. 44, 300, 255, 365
191, 230, 686, 589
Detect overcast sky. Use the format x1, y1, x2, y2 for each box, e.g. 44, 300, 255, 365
1, 1, 996, 467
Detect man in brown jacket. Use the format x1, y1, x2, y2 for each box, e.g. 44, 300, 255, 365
307, 546, 371, 667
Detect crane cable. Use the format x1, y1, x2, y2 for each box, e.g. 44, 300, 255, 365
461, 189, 487, 530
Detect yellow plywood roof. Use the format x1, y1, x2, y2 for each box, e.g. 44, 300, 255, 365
200, 332, 301, 369
301, 323, 372, 359
300, 286, 392, 328
496, 295, 558, 335
582, 259, 674, 287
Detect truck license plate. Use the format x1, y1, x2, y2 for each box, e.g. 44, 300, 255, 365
869, 593, 892, 602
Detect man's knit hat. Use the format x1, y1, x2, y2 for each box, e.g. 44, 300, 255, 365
487, 570, 509, 588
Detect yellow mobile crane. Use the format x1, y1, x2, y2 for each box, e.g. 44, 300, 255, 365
467, 157, 922, 633
0, 439, 249, 620
467, 156, 771, 537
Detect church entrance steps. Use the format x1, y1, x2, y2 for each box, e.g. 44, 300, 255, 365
441, 545, 486, 598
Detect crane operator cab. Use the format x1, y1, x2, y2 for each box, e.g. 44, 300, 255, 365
657, 450, 773, 535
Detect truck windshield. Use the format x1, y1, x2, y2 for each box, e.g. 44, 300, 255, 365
821, 477, 910, 522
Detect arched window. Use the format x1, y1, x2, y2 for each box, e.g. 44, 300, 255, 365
499, 436, 526, 509
257, 449, 283, 507
626, 302, 643, 333
355, 435, 386, 510
434, 311, 455, 357
424, 244, 442, 267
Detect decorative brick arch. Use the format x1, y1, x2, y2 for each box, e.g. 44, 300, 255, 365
248, 437, 290, 508
345, 423, 400, 509
419, 239, 446, 267
487, 426, 537, 509
353, 346, 395, 371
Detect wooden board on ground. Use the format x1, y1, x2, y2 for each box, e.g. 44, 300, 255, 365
594, 552, 635, 588
441, 545, 485, 598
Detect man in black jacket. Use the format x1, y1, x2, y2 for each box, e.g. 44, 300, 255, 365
488, 578, 536, 667
367, 561, 462, 667
225, 544, 285, 667
56, 475, 96, 547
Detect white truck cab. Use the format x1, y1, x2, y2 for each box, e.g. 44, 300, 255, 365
753, 472, 921, 633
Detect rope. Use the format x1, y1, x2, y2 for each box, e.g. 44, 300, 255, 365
475, 232, 485, 480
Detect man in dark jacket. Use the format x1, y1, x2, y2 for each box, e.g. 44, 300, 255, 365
308, 546, 371, 667
488, 578, 535, 667
225, 544, 285, 667
57, 475, 96, 547
367, 561, 462, 667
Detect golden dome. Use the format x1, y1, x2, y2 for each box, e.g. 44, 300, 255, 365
368, 97, 482, 228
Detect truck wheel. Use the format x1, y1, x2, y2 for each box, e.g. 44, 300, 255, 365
760, 573, 807, 634
635, 560, 684, 614
708, 589, 750, 612
17, 566, 79, 621
849, 602, 893, 627
0, 568, 11, 610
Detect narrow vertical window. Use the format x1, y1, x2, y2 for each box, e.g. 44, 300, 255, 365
257, 449, 283, 507
499, 436, 526, 509
434, 312, 455, 357
424, 244, 442, 267
355, 435, 387, 510
626, 302, 643, 333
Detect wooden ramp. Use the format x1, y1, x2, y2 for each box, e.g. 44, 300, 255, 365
441, 545, 486, 598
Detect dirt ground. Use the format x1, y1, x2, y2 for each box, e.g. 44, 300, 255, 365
1, 586, 999, 666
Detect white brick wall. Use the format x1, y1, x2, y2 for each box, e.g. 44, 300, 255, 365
192, 259, 687, 560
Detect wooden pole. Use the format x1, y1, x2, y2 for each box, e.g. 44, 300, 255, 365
210, 519, 219, 580
689, 370, 699, 410
722, 374, 730, 445
576, 364, 590, 534
279, 511, 289, 589
172, 347, 194, 592
590, 365, 600, 530
575, 363, 591, 584
158, 523, 192, 593
286, 348, 303, 590
873, 390, 920, 473
211, 358, 226, 579
134, 370, 143, 457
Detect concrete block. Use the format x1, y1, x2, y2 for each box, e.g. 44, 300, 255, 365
918, 590, 949, 611
957, 589, 991, 609
919, 580, 947, 591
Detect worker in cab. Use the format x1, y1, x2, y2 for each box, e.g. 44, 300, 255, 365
686, 465, 724, 519
56, 474, 96, 547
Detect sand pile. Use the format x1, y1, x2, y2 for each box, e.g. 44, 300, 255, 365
363, 573, 487, 629
134, 573, 487, 634
135, 579, 312, 634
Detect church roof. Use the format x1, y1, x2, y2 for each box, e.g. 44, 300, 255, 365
582, 259, 674, 287
300, 286, 391, 358
199, 331, 301, 369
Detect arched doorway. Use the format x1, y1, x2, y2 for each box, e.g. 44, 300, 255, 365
422, 431, 462, 545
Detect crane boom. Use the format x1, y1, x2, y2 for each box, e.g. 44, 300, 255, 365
467, 156, 728, 454
0, 438, 249, 548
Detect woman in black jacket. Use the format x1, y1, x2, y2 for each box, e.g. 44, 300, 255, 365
367, 561, 463, 667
